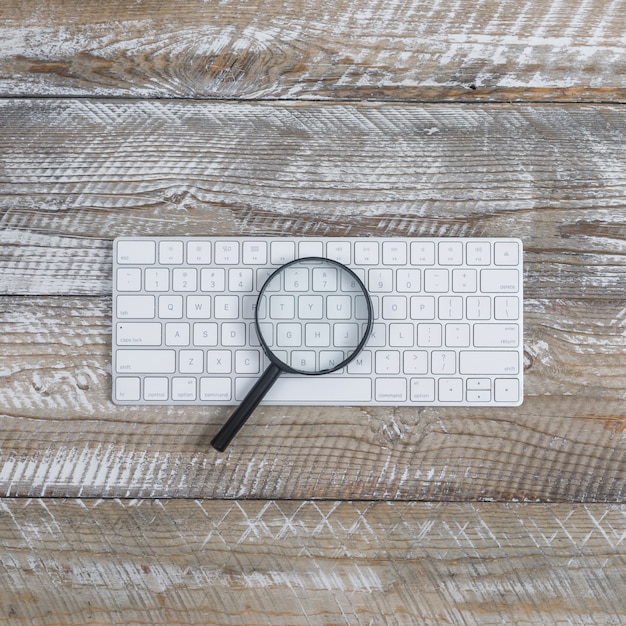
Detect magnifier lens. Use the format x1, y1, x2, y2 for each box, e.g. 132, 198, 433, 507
211, 257, 372, 452
256, 258, 371, 375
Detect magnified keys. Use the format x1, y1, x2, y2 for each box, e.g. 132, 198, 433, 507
211, 257, 373, 452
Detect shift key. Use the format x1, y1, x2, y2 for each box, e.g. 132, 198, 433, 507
116, 350, 176, 373
460, 351, 519, 375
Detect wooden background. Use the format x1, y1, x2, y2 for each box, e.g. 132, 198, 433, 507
1, 1, 625, 623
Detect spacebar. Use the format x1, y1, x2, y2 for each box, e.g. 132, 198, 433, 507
235, 377, 372, 404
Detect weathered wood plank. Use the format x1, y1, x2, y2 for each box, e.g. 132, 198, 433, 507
1, 0, 626, 101
1, 296, 625, 501
1, 100, 625, 298
1, 499, 626, 625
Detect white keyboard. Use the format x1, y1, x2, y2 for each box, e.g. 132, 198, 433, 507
112, 237, 523, 406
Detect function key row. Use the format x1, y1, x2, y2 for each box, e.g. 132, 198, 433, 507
117, 239, 520, 267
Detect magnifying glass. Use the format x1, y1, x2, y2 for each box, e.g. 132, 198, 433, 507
211, 257, 373, 452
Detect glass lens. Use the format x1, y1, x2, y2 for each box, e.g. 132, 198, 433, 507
255, 258, 372, 375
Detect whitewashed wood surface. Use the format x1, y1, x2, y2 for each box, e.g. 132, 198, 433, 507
2, 500, 626, 625
1, 0, 626, 624
1, 0, 626, 101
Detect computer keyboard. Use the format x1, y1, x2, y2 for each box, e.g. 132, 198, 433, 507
113, 237, 523, 406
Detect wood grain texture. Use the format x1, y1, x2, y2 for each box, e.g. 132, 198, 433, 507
2, 499, 626, 625
1, 0, 626, 101
1, 296, 624, 500
1, 99, 625, 298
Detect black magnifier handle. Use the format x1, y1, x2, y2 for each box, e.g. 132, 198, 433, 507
211, 362, 282, 452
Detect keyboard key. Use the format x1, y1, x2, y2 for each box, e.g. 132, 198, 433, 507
375, 378, 407, 402
417, 323, 442, 347
222, 322, 247, 346
347, 350, 372, 374
382, 241, 407, 265
298, 295, 324, 319
172, 377, 197, 401
382, 296, 407, 320
173, 268, 197, 291
214, 241, 239, 264
410, 378, 435, 402
207, 350, 232, 373
342, 269, 366, 292
242, 295, 258, 319
165, 323, 190, 346
298, 241, 324, 258
432, 350, 456, 375
214, 295, 239, 319
424, 269, 448, 292
117, 240, 155, 265
187, 240, 211, 264
466, 242, 491, 266
159, 295, 183, 319
242, 241, 267, 264
467, 389, 491, 402
410, 296, 435, 320
438, 378, 463, 402
410, 242, 435, 265
452, 269, 477, 293
116, 322, 161, 346
438, 242, 463, 265
319, 351, 344, 371
438, 296, 463, 320
494, 241, 519, 266
201, 269, 225, 291
445, 323, 470, 347
459, 351, 519, 375
271, 241, 295, 265
194, 322, 218, 346
467, 378, 491, 391
187, 296, 211, 319
354, 241, 379, 265
229, 268, 254, 292
291, 350, 317, 371
313, 267, 337, 291
144, 377, 169, 401
495, 378, 520, 402
333, 323, 359, 348
284, 267, 309, 292
200, 377, 231, 401
389, 323, 414, 347
466, 296, 491, 320
117, 295, 155, 319
327, 295, 352, 319
115, 377, 141, 401
235, 350, 261, 374
481, 269, 519, 293
366, 323, 386, 347
116, 350, 176, 374
403, 350, 428, 374
396, 269, 420, 292
326, 241, 351, 264
368, 269, 393, 292
159, 241, 184, 264
277, 323, 301, 347
145, 268, 169, 291
375, 351, 401, 374
117, 268, 142, 292
474, 324, 519, 348
494, 296, 520, 320
270, 295, 295, 319
180, 350, 204, 374
235, 377, 372, 403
